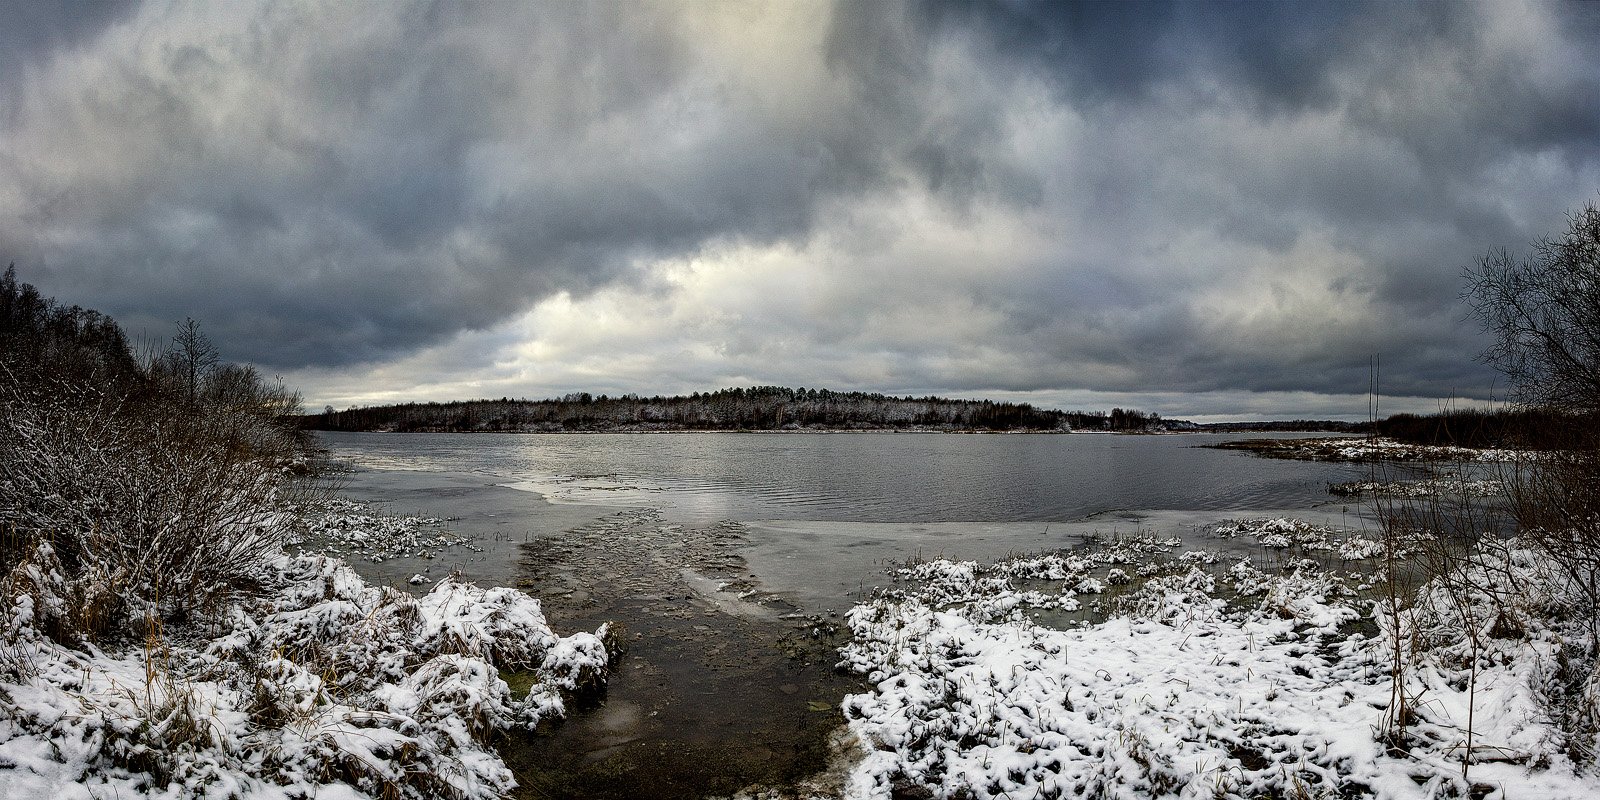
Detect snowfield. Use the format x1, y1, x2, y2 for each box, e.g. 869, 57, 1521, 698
0, 543, 610, 799
837, 530, 1600, 799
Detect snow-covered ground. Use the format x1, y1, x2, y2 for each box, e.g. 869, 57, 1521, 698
1221, 437, 1524, 463
836, 526, 1600, 799
0, 518, 610, 798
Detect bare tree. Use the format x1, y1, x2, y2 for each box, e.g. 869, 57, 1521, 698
1464, 201, 1600, 416
167, 317, 218, 410
1464, 199, 1600, 762
1465, 202, 1600, 575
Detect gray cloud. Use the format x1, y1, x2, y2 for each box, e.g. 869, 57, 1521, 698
2, 0, 1598, 415
0, 1, 134, 87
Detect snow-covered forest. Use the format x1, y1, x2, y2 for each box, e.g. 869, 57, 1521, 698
309, 387, 1166, 433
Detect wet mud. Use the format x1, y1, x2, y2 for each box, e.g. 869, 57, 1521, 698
508, 509, 862, 799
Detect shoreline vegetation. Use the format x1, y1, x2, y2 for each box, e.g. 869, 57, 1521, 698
305, 389, 1380, 436
0, 269, 615, 799
305, 388, 1161, 433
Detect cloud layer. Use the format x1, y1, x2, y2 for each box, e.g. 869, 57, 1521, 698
4, 1, 1597, 417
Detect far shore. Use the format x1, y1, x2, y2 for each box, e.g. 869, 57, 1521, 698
315, 425, 1356, 435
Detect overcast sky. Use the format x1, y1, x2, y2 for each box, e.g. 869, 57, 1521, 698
4, 1, 1599, 420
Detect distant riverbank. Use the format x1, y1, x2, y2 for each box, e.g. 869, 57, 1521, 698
303, 386, 1194, 434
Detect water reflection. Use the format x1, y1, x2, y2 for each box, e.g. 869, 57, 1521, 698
318, 431, 1370, 524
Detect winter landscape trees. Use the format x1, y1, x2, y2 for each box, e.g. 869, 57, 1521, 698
309, 387, 1178, 433
1466, 203, 1600, 417
1465, 201, 1600, 577
6, 187, 1600, 798
0, 268, 612, 798
1331, 199, 1600, 784
0, 265, 308, 631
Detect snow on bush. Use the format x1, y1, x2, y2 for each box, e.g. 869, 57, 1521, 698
0, 386, 300, 631
839, 540, 1600, 799
0, 546, 610, 799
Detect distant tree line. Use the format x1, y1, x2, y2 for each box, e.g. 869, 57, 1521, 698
1370, 408, 1570, 449
1196, 420, 1366, 434
307, 388, 1185, 433
1196, 410, 1573, 447
305, 381, 1583, 444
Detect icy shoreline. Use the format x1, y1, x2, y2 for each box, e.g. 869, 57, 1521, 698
0, 509, 612, 799
1210, 436, 1524, 463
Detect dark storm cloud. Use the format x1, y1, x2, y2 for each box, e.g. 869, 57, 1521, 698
1, 3, 712, 365
915, 0, 1373, 110
0, 1, 134, 85
2, 0, 1598, 411
0, 1, 1030, 369
986, 0, 1600, 403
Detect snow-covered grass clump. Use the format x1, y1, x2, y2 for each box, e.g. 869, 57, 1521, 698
839, 538, 1600, 799
0, 542, 609, 800
1328, 477, 1506, 499
1321, 438, 1521, 463
1213, 517, 1399, 562
885, 536, 1193, 625
1225, 437, 1524, 463
291, 497, 474, 563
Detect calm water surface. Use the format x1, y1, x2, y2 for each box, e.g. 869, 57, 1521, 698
318, 431, 1370, 524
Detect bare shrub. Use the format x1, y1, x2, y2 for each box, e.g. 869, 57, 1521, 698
0, 375, 306, 630
0, 291, 314, 637
1372, 198, 1600, 769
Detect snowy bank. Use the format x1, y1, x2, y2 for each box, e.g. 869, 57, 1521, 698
837, 529, 1600, 799
0, 543, 610, 799
1212, 437, 1523, 463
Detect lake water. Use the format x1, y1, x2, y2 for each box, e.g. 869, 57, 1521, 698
319, 430, 1390, 612
319, 430, 1372, 524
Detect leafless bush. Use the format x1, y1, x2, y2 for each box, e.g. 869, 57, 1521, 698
0, 356, 311, 636
1454, 198, 1600, 762
1502, 440, 1600, 620
1, 272, 317, 657
1374, 449, 1521, 774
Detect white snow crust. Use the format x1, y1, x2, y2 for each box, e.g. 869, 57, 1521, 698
0, 542, 608, 799
838, 530, 1600, 799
